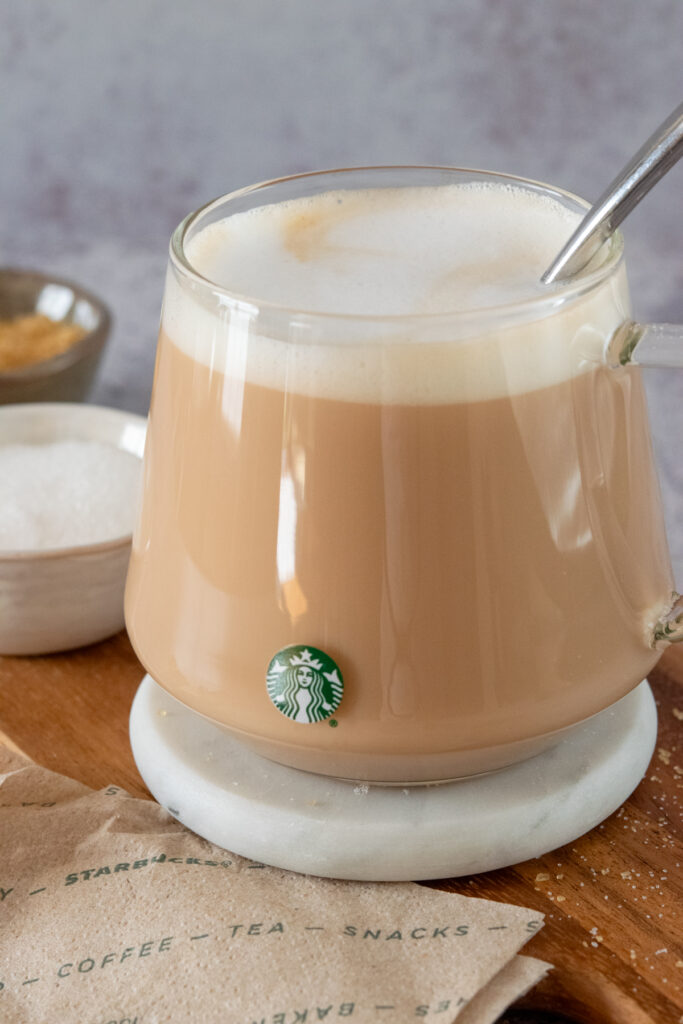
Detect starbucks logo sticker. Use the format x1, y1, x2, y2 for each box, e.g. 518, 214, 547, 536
266, 645, 344, 724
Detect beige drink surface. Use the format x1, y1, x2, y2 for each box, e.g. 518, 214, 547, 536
125, 329, 673, 781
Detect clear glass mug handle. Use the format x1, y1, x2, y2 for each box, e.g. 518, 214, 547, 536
607, 319, 683, 647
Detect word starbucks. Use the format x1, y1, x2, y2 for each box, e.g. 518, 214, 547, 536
63, 852, 233, 885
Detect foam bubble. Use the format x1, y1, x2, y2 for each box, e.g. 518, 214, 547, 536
163, 183, 629, 403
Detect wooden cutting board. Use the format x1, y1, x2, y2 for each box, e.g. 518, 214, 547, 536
0, 636, 680, 1024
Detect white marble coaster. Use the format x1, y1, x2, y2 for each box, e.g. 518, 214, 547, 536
130, 675, 656, 881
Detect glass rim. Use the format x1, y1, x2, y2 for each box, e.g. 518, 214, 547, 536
169, 165, 625, 325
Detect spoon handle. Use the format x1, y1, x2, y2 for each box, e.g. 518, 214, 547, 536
542, 101, 683, 284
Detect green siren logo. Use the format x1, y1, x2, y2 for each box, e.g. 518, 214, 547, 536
266, 645, 344, 724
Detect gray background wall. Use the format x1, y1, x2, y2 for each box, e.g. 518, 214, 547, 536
2, 0, 683, 573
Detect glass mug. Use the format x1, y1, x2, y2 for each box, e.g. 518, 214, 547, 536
124, 166, 683, 784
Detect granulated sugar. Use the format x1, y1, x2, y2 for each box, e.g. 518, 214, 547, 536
0, 440, 141, 551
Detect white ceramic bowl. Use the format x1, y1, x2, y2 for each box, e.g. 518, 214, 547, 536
0, 403, 146, 655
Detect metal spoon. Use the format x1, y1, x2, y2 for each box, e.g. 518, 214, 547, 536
541, 101, 683, 284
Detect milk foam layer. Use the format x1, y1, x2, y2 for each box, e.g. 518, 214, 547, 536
186, 185, 581, 316
163, 182, 629, 403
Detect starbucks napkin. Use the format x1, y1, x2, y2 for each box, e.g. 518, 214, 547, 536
0, 747, 550, 1023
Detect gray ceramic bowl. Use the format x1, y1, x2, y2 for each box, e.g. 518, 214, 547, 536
0, 267, 111, 404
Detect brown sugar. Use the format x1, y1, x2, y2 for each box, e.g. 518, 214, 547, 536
0, 313, 86, 371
